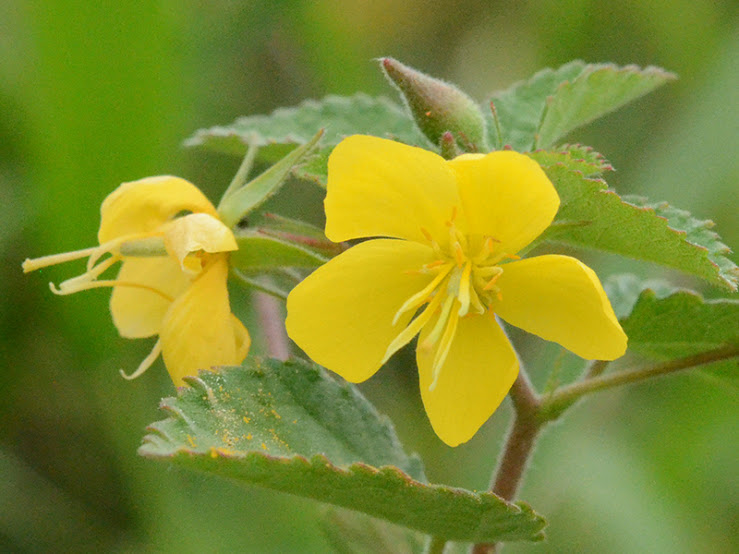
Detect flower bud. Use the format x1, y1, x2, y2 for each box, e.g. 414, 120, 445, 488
380, 57, 487, 154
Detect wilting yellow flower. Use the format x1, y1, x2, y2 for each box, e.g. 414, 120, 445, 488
23, 176, 250, 385
286, 136, 626, 446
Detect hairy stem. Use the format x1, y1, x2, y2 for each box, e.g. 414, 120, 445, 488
254, 290, 289, 360
472, 368, 541, 554
541, 345, 739, 420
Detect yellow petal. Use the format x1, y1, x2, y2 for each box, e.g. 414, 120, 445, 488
324, 135, 462, 247
417, 311, 519, 447
448, 151, 559, 255
163, 213, 237, 273
98, 176, 218, 243
286, 238, 436, 383
160, 257, 249, 385
492, 255, 627, 360
110, 257, 190, 338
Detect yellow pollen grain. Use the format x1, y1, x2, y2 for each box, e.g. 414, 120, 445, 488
484, 272, 502, 291
246, 433, 253, 440
270, 409, 281, 419
186, 434, 197, 448
454, 243, 464, 267
243, 416, 251, 424
261, 442, 267, 451
424, 259, 446, 269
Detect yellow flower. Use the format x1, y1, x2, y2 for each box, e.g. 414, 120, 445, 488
286, 136, 627, 446
23, 176, 250, 385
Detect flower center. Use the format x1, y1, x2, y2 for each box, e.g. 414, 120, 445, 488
384, 208, 519, 390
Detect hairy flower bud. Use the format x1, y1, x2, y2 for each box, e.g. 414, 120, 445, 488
380, 57, 487, 154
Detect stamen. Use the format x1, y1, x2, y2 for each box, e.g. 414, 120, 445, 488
120, 339, 162, 380
468, 285, 486, 314
457, 261, 472, 316
380, 291, 444, 366
424, 259, 447, 270
53, 254, 121, 294
420, 227, 434, 243
86, 237, 127, 271
50, 279, 175, 302
453, 242, 464, 267
428, 307, 460, 391
87, 232, 155, 271
421, 295, 455, 350
119, 236, 168, 257
392, 263, 453, 326
483, 270, 503, 291
22, 246, 99, 273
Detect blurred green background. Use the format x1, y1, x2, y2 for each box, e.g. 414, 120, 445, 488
2, 1, 737, 552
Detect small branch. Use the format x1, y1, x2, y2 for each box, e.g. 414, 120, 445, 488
508, 365, 540, 416
541, 345, 739, 420
254, 291, 289, 360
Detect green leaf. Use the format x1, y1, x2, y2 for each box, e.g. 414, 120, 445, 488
620, 286, 739, 361
531, 150, 739, 291
535, 64, 676, 148
186, 93, 428, 160
605, 275, 739, 386
489, 62, 674, 151
231, 230, 328, 272
140, 359, 546, 543
603, 274, 676, 319
217, 130, 323, 227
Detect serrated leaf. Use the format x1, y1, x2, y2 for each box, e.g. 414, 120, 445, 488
535, 64, 676, 148
551, 143, 614, 175
620, 287, 739, 360
186, 94, 428, 162
531, 151, 739, 291
140, 359, 546, 543
603, 275, 739, 387
489, 62, 674, 151
603, 274, 677, 319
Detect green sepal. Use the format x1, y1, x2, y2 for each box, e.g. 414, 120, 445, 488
140, 359, 547, 543
231, 230, 329, 273
381, 57, 487, 153
217, 129, 323, 227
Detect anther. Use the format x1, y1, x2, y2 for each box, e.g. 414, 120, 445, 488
483, 270, 503, 290
454, 243, 465, 267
